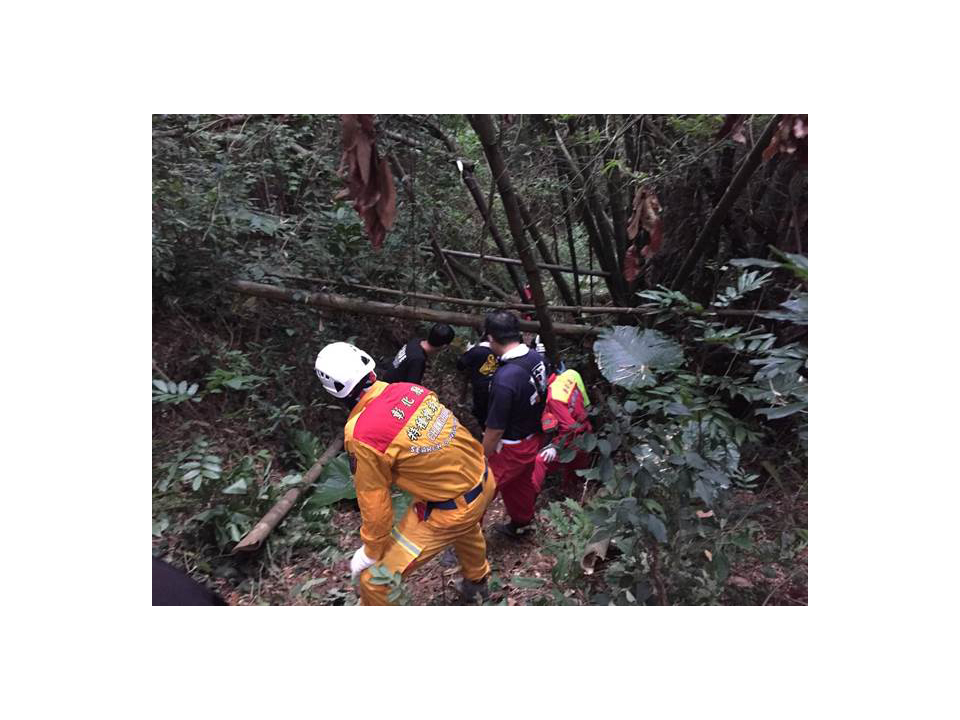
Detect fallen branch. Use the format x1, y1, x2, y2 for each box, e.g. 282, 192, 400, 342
228, 280, 602, 336
232, 438, 344, 554
270, 272, 773, 317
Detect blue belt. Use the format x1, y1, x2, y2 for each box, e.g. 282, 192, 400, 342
424, 465, 488, 520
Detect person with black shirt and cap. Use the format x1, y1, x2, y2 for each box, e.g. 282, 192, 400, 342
480, 311, 548, 539
383, 323, 455, 385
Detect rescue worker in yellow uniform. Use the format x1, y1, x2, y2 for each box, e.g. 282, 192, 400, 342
314, 341, 496, 605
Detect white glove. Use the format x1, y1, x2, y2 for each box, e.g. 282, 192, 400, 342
350, 546, 375, 580
539, 446, 557, 463
495, 440, 504, 454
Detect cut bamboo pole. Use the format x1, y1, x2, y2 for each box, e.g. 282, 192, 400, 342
232, 438, 344, 554
269, 273, 770, 318
228, 280, 602, 336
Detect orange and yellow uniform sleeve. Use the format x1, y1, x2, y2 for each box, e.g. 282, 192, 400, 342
348, 440, 395, 560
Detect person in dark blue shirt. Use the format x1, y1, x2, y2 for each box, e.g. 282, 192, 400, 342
383, 323, 455, 384
456, 339, 498, 430
481, 311, 548, 539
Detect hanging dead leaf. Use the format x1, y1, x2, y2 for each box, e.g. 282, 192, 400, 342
696, 510, 714, 519
337, 114, 397, 248
626, 186, 665, 259
704, 550, 713, 561
762, 114, 808, 166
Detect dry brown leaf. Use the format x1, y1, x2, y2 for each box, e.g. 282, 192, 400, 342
580, 536, 611, 575
626, 186, 665, 260
763, 114, 808, 166
704, 550, 713, 561
337, 114, 397, 248
696, 510, 714, 519
728, 575, 754, 589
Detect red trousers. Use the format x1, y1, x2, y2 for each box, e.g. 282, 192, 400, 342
487, 435, 541, 526
531, 448, 592, 496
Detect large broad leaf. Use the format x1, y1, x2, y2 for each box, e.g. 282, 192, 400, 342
306, 454, 357, 508
729, 257, 783, 269
221, 477, 250, 495
759, 295, 807, 325
594, 326, 684, 389
639, 513, 668, 544
682, 422, 741, 476
756, 402, 807, 420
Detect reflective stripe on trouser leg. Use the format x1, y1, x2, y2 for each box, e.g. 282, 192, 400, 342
358, 476, 495, 605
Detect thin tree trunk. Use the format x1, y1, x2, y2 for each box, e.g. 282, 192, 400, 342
421, 246, 609, 277
595, 114, 629, 267
553, 125, 629, 306
672, 115, 783, 290
468, 114, 561, 361
559, 186, 583, 306
416, 117, 528, 300
388, 152, 465, 297
517, 197, 576, 306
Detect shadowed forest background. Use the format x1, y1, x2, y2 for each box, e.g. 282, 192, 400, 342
152, 114, 808, 605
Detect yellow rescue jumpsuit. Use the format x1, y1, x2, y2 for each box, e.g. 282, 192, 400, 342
344, 381, 496, 605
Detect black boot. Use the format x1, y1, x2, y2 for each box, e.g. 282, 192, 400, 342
492, 521, 533, 540
457, 576, 490, 603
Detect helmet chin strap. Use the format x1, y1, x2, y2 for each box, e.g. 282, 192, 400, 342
341, 372, 376, 410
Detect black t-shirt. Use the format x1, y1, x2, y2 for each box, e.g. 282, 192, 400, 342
384, 339, 427, 384
457, 343, 498, 423
485, 347, 548, 440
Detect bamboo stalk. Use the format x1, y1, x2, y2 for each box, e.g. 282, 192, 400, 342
227, 280, 602, 336
269, 273, 771, 317
232, 438, 344, 554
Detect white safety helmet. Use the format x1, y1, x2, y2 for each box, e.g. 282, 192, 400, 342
314, 342, 376, 398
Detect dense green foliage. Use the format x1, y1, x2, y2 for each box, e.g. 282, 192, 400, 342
152, 114, 807, 605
